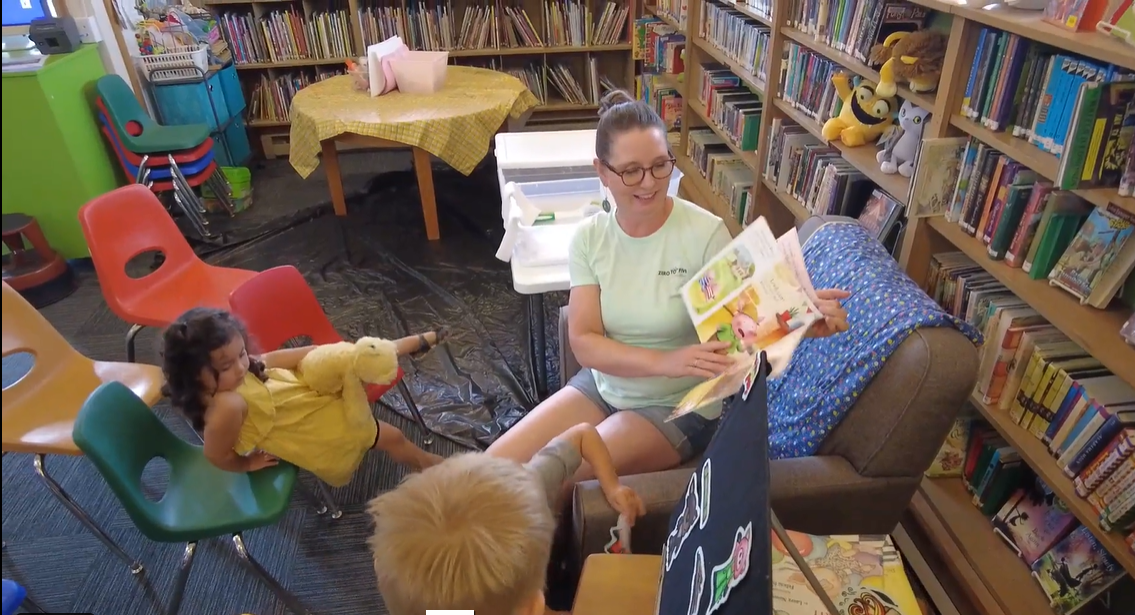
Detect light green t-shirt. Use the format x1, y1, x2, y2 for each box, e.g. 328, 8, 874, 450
568, 197, 732, 409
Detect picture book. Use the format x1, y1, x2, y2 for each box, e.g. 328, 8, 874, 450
1048, 202, 1135, 306
926, 418, 972, 478
771, 532, 910, 615
991, 479, 1080, 566
856, 190, 903, 241
1030, 525, 1125, 614
672, 219, 820, 420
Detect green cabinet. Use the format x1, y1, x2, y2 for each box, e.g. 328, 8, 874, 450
3, 45, 121, 259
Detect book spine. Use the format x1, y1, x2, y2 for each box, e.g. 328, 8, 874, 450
1089, 456, 1135, 511
1075, 432, 1135, 496
1064, 415, 1123, 477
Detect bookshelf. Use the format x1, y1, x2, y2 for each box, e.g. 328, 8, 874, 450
202, 0, 638, 154
654, 0, 1134, 613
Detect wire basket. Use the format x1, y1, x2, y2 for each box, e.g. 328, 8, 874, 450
139, 44, 209, 83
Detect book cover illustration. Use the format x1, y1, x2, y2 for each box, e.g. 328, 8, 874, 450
857, 190, 902, 241
992, 479, 1079, 565
1048, 204, 1135, 301
673, 219, 820, 419
908, 137, 970, 218
926, 418, 971, 478
1030, 525, 1125, 614
771, 532, 907, 615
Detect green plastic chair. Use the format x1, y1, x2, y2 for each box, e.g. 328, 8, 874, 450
72, 382, 310, 615
94, 75, 211, 154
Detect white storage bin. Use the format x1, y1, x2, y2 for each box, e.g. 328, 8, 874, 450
391, 51, 448, 94
496, 177, 604, 266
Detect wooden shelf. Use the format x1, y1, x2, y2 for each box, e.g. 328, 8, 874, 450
674, 152, 743, 236
912, 478, 1056, 615
926, 216, 1135, 388
772, 97, 912, 203
780, 27, 937, 111
645, 5, 682, 30
906, 0, 1135, 71
687, 98, 760, 170
965, 393, 1135, 578
761, 177, 811, 221
449, 43, 632, 57
727, 2, 773, 28
950, 116, 1135, 215
236, 57, 351, 70
248, 119, 290, 127
692, 37, 767, 96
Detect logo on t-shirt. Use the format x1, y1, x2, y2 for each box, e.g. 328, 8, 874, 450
659, 267, 688, 277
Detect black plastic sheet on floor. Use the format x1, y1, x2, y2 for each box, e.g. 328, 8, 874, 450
207, 161, 564, 450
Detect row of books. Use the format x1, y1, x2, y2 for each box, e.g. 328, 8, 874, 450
778, 40, 842, 124
931, 420, 1128, 615
927, 253, 1135, 527
687, 128, 754, 226
700, 0, 772, 86
356, 2, 628, 50
945, 136, 1135, 309
635, 16, 684, 74
764, 119, 875, 218
506, 57, 616, 105
784, 0, 929, 66
246, 71, 338, 123
218, 10, 355, 65
652, 0, 688, 28
700, 64, 763, 151
961, 25, 1135, 192
640, 74, 683, 131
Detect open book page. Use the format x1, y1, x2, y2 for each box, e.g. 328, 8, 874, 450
669, 219, 821, 420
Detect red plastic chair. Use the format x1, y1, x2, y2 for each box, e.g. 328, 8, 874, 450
228, 265, 402, 402
78, 184, 258, 361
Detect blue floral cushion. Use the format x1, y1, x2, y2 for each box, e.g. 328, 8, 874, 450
767, 221, 982, 459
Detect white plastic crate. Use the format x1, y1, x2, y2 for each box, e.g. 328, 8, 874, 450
139, 44, 209, 83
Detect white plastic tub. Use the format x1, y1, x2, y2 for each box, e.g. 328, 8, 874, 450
496, 177, 604, 266
391, 51, 448, 94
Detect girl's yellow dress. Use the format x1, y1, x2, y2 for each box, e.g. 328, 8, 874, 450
232, 368, 377, 487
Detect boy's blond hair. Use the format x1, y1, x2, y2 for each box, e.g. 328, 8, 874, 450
368, 453, 556, 615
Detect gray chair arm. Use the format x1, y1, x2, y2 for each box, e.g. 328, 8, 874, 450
571, 456, 916, 558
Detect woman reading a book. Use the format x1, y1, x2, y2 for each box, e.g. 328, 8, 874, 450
487, 90, 850, 484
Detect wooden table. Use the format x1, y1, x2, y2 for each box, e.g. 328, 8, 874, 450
572, 555, 661, 615
320, 134, 439, 241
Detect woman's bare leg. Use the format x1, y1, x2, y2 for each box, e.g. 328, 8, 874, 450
487, 386, 606, 464
391, 329, 447, 356
574, 412, 682, 480
374, 420, 443, 470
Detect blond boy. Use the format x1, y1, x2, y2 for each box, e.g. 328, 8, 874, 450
368, 423, 645, 615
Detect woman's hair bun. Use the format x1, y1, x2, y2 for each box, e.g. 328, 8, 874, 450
598, 89, 635, 117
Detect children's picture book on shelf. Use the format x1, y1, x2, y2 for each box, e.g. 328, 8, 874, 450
907, 137, 969, 218
856, 190, 902, 242
1044, 0, 1114, 31
992, 478, 1080, 566
1097, 0, 1135, 45
1047, 203, 1135, 308
670, 220, 820, 420
1030, 525, 1126, 614
926, 418, 972, 478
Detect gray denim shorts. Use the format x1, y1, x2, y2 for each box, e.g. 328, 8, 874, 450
567, 368, 719, 463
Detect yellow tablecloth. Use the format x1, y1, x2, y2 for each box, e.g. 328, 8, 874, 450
288, 66, 539, 178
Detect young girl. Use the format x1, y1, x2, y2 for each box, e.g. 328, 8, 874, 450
161, 307, 443, 487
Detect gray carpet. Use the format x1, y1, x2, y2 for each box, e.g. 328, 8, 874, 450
0, 150, 541, 615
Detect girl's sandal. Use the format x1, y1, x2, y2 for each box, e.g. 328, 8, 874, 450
410, 327, 448, 357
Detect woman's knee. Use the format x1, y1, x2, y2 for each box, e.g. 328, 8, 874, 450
486, 386, 606, 462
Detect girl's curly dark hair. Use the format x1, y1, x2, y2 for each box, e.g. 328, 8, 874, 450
160, 307, 266, 431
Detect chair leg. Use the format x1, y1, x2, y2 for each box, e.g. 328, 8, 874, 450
125, 324, 144, 363
293, 480, 329, 516
313, 480, 342, 520
168, 542, 197, 615
396, 380, 434, 446
33, 455, 144, 575
231, 534, 310, 615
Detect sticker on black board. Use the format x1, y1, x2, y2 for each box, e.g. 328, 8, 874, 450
740, 352, 766, 401
688, 546, 706, 615
699, 459, 712, 530
705, 522, 754, 615
664, 474, 700, 571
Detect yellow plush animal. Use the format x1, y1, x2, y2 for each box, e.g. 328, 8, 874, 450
821, 73, 897, 147
298, 337, 400, 395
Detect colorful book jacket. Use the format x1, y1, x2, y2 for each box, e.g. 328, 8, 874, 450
1030, 525, 1126, 615
926, 418, 971, 478
1048, 203, 1135, 303
771, 532, 910, 615
992, 479, 1079, 565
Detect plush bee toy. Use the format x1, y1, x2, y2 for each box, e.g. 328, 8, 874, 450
821, 73, 897, 147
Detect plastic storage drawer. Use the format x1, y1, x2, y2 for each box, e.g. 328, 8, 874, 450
216, 64, 246, 117
217, 115, 252, 167
151, 71, 231, 132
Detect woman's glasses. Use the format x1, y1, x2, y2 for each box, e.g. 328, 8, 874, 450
603, 157, 677, 186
